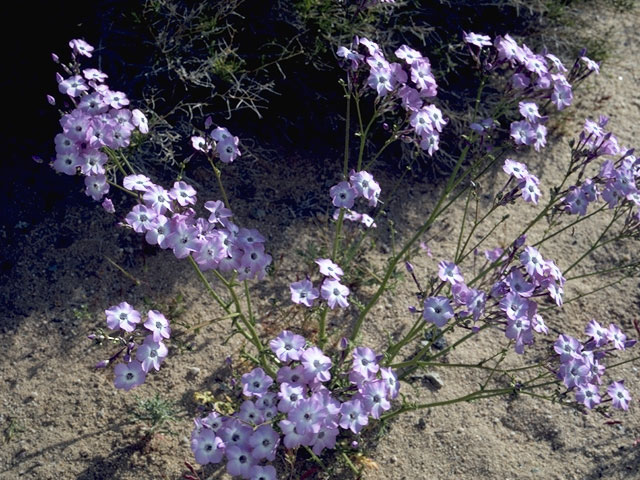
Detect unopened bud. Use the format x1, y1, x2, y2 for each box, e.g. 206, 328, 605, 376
405, 261, 414, 273
51, 53, 59, 63
95, 360, 109, 369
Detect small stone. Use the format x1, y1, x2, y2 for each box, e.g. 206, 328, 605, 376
423, 372, 444, 389
187, 367, 201, 377
390, 455, 398, 464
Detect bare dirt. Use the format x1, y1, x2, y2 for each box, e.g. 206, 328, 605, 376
1, 3, 639, 480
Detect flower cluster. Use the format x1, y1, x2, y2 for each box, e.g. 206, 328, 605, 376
290, 258, 350, 309
420, 240, 564, 355
554, 319, 635, 410
337, 37, 445, 156
190, 332, 399, 478
50, 39, 148, 202
191, 124, 241, 163
330, 169, 380, 228
92, 303, 171, 391
558, 116, 639, 217
122, 175, 271, 281
464, 32, 598, 152
501, 158, 542, 205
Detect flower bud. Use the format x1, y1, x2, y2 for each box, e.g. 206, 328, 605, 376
339, 337, 349, 350
51, 53, 59, 63
46, 95, 56, 106
405, 261, 414, 273
55, 72, 63, 83
95, 360, 109, 369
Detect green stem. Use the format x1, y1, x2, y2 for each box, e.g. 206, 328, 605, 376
188, 256, 231, 314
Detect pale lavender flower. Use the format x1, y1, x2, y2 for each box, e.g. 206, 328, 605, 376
395, 45, 422, 64
242, 368, 274, 398
360, 379, 391, 419
288, 396, 325, 434
136, 335, 168, 372
277, 382, 305, 413
249, 425, 279, 461
339, 399, 369, 433
105, 302, 141, 332
169, 181, 197, 207
279, 419, 313, 449
69, 38, 94, 57
423, 296, 454, 327
320, 278, 350, 309
315, 258, 343, 279
607, 324, 627, 350
144, 310, 171, 342
330, 181, 357, 209
438, 261, 464, 285
125, 204, 157, 233
352, 347, 379, 378
238, 400, 264, 425
575, 384, 601, 409
84, 174, 109, 201
289, 279, 320, 308
505, 317, 534, 354
225, 446, 255, 478
249, 465, 277, 480
463, 32, 492, 48
270, 331, 306, 363
554, 334, 582, 363
101, 198, 115, 214
301, 346, 332, 383
191, 428, 225, 465
607, 381, 631, 410
113, 361, 146, 391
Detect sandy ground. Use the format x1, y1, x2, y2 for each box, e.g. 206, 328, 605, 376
1, 3, 639, 480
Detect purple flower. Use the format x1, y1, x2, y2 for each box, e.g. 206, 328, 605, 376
136, 335, 168, 372
438, 260, 464, 285
339, 399, 369, 433
225, 446, 255, 478
238, 400, 264, 425
249, 465, 277, 480
301, 346, 332, 383
520, 176, 541, 204
143, 184, 172, 214
315, 258, 343, 279
575, 384, 601, 409
607, 381, 631, 410
270, 331, 306, 363
249, 425, 279, 461
520, 246, 545, 277
219, 419, 252, 449
503, 159, 529, 180
320, 278, 350, 309
505, 317, 534, 354
349, 170, 381, 207
84, 174, 109, 201
330, 181, 357, 209
423, 296, 454, 327
113, 361, 146, 391
288, 396, 325, 434
204, 200, 233, 225
337, 46, 364, 69
500, 292, 530, 321
144, 310, 171, 342
276, 365, 305, 386
506, 269, 534, 297
125, 204, 157, 233
510, 120, 535, 146
169, 181, 197, 207
554, 334, 582, 363
463, 32, 492, 48
289, 279, 319, 308
242, 368, 274, 398
101, 198, 115, 214
395, 44, 422, 64
311, 426, 339, 456
191, 428, 224, 465
69, 38, 94, 57
279, 419, 313, 449
352, 346, 379, 378
607, 324, 627, 350
123, 174, 153, 192
558, 358, 589, 389
277, 382, 305, 413
585, 319, 608, 347
380, 367, 400, 399
360, 379, 391, 419
105, 302, 141, 332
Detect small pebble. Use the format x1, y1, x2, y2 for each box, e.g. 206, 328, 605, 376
423, 372, 444, 389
